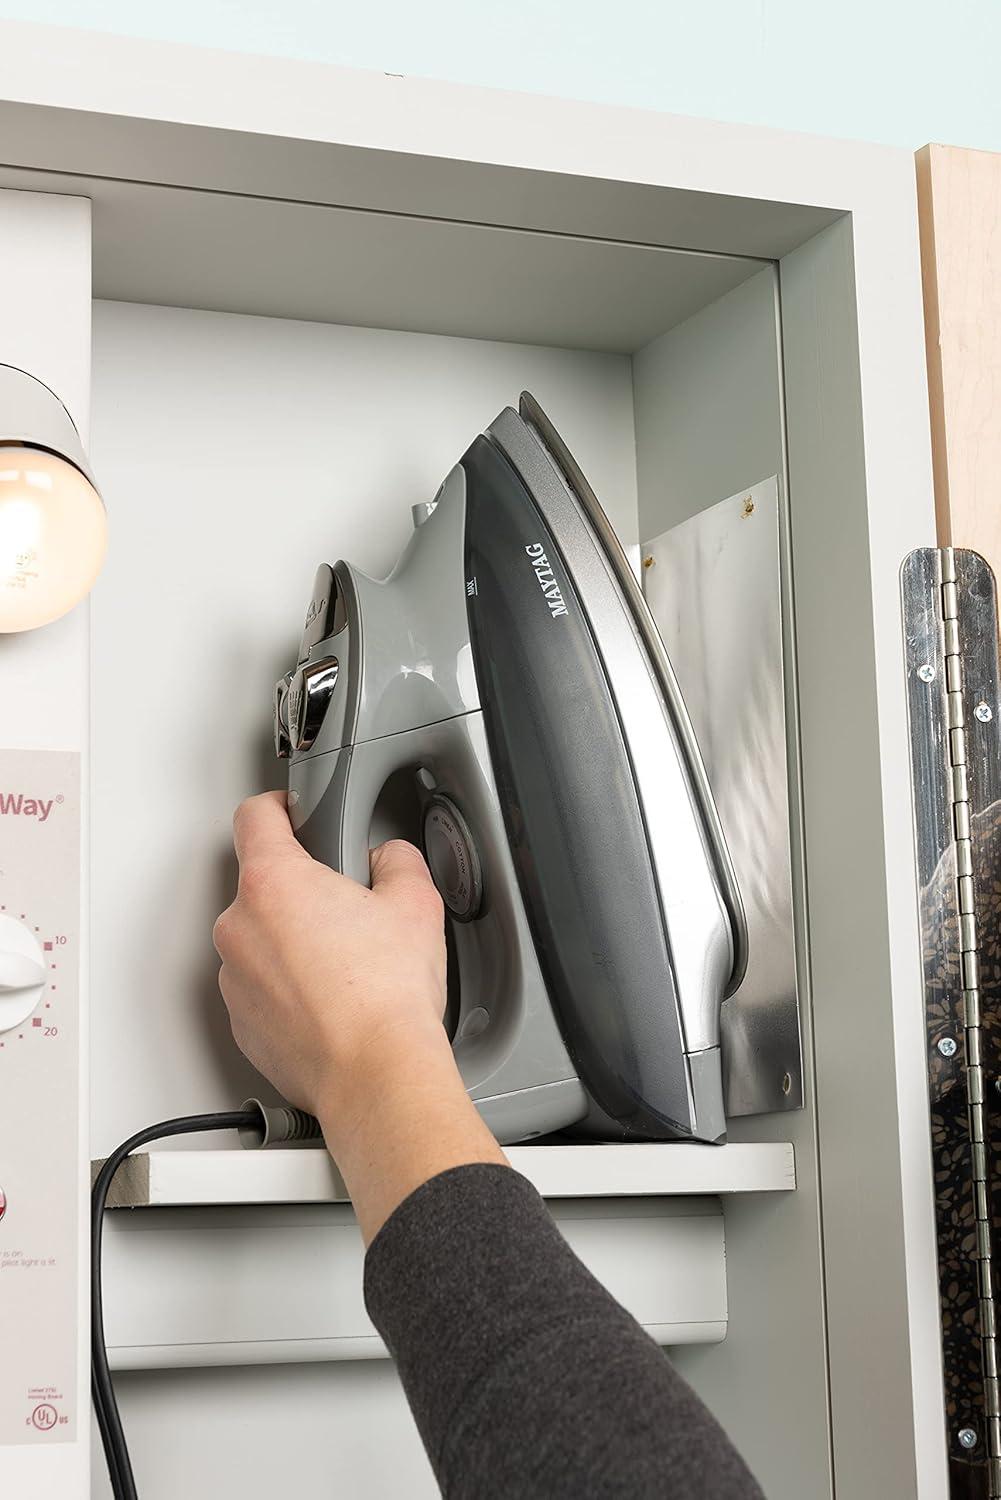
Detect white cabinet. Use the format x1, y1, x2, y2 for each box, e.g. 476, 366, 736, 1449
0, 17, 942, 1499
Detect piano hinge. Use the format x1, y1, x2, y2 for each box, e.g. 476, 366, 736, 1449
939, 547, 1001, 1490
904, 545, 1001, 1497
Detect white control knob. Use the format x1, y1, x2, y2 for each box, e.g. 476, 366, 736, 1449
0, 914, 47, 1032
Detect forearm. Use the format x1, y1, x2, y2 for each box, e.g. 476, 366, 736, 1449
365, 1165, 765, 1500
318, 1027, 507, 1244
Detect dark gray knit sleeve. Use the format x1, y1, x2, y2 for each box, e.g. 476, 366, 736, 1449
364, 1163, 764, 1499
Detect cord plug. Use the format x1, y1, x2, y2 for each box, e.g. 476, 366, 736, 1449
238, 1097, 323, 1149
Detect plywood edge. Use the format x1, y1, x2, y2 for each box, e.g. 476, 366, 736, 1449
91, 1149, 149, 1206
915, 144, 951, 546
915, 141, 1001, 571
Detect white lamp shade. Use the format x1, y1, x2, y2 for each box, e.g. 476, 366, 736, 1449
0, 445, 107, 633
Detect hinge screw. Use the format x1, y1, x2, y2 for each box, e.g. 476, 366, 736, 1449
742, 497, 755, 517
642, 556, 655, 570
958, 1427, 979, 1450
917, 664, 936, 683
974, 702, 993, 723
937, 1037, 958, 1058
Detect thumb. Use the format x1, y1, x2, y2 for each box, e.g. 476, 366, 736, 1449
369, 838, 438, 898
233, 791, 311, 870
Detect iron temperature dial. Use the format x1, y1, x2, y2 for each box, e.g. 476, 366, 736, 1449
422, 795, 483, 922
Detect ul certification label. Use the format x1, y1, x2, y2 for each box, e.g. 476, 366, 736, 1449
0, 749, 80, 1446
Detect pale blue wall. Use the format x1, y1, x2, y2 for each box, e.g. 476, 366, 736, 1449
4, 0, 1001, 152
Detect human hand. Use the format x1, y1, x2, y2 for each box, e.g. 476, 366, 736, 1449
213, 791, 449, 1119
213, 792, 505, 1241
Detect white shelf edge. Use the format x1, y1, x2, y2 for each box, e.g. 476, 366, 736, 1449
107, 1320, 729, 1372
95, 1141, 795, 1209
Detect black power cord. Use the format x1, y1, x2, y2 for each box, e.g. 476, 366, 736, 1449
91, 1110, 259, 1500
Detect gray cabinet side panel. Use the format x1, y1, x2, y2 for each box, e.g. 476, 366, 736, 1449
633, 266, 783, 535
633, 267, 832, 1498
779, 215, 940, 1498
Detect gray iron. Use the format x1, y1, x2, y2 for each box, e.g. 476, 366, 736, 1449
274, 394, 746, 1143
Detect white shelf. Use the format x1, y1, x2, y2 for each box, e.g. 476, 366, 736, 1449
97, 1140, 795, 1209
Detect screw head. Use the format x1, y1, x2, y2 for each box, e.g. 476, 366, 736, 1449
642, 556, 655, 570
937, 1037, 958, 1058
917, 664, 936, 683
958, 1427, 978, 1450
975, 701, 993, 723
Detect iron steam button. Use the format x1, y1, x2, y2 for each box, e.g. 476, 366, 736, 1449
273, 674, 293, 759
422, 795, 482, 922
290, 655, 339, 752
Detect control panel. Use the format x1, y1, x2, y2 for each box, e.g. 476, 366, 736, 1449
0, 749, 81, 1450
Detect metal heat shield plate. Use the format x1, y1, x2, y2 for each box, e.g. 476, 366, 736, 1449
642, 476, 801, 1116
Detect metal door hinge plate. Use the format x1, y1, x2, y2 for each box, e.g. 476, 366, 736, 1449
903, 547, 1001, 1498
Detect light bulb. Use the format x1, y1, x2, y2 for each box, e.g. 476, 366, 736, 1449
0, 446, 107, 633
